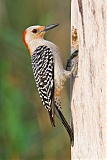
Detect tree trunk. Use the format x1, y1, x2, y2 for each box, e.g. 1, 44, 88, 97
71, 0, 107, 159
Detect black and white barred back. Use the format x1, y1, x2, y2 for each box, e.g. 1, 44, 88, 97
31, 45, 54, 111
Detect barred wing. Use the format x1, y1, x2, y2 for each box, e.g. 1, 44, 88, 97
31, 45, 54, 111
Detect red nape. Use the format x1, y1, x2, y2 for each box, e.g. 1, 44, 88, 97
23, 30, 28, 48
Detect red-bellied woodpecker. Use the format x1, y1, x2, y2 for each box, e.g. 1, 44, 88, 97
23, 24, 78, 146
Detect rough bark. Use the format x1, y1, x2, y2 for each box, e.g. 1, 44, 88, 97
71, 0, 107, 159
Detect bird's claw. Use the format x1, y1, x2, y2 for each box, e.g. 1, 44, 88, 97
66, 49, 78, 71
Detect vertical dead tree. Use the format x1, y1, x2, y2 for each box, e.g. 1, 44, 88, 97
71, 0, 107, 159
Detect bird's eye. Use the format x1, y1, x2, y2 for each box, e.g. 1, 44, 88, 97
32, 29, 38, 33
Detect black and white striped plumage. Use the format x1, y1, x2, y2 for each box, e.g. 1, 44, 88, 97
31, 45, 54, 110
31, 45, 55, 126
31, 45, 74, 146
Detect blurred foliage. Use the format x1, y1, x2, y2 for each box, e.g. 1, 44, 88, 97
0, 0, 71, 159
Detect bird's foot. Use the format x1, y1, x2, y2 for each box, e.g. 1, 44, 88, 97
66, 49, 78, 77
65, 49, 78, 70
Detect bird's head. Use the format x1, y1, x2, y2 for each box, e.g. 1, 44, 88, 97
23, 24, 59, 50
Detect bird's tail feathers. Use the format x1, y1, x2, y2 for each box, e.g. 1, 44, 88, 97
55, 106, 74, 146
48, 109, 55, 127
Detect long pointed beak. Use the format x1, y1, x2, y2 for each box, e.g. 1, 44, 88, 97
42, 23, 59, 32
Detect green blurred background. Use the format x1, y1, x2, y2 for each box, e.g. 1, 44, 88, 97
0, 0, 71, 159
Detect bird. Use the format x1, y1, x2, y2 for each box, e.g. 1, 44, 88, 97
23, 23, 78, 146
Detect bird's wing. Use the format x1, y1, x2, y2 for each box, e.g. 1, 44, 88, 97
31, 45, 54, 111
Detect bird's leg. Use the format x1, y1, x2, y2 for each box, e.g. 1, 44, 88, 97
65, 49, 78, 70
65, 49, 78, 77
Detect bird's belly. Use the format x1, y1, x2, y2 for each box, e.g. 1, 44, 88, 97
54, 66, 66, 92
